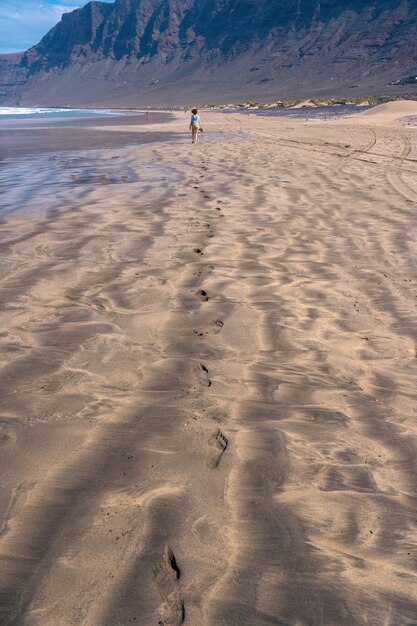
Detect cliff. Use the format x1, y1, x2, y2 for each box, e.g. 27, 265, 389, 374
1, 0, 417, 106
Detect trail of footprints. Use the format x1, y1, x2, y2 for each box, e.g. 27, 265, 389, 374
138, 150, 230, 617
152, 157, 229, 624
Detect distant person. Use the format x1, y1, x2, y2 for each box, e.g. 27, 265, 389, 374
190, 108, 201, 144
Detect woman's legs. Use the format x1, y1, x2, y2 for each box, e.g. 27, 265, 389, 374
192, 128, 199, 144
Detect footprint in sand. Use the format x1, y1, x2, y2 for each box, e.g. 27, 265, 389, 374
152, 546, 184, 626
194, 363, 211, 387
193, 248, 203, 255
152, 546, 179, 594
196, 289, 208, 301
158, 595, 184, 626
206, 429, 228, 469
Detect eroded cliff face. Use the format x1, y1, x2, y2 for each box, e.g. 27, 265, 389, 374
21, 1, 114, 73
0, 54, 26, 104
1, 0, 417, 105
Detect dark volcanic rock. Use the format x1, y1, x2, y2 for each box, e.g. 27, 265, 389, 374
0, 53, 27, 104
21, 1, 114, 74
1, 0, 417, 105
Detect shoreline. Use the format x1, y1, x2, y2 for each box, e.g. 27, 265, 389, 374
0, 110, 177, 159
0, 103, 417, 624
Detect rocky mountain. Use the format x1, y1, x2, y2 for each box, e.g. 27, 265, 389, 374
1, 0, 417, 106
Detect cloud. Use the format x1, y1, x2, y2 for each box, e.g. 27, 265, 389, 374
0, 0, 112, 53
51, 4, 81, 18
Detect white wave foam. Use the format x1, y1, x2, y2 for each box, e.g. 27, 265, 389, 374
0, 107, 124, 116
0, 107, 73, 115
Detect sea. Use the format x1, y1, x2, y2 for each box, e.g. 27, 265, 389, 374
0, 107, 126, 120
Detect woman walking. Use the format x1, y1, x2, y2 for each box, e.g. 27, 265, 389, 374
190, 108, 201, 144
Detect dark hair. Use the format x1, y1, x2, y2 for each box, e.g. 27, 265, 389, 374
191, 108, 198, 114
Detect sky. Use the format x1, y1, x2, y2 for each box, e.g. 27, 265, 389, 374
0, 0, 114, 53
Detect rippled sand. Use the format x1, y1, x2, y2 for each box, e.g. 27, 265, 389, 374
1, 102, 417, 625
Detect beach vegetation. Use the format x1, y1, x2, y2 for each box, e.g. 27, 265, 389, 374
390, 75, 417, 86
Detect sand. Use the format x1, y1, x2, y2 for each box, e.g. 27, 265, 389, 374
0, 101, 417, 625
356, 99, 417, 123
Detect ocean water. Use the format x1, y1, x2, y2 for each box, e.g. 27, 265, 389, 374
0, 107, 128, 120
0, 108, 170, 160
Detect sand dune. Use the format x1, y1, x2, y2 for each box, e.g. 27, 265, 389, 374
355, 99, 417, 122
0, 108, 417, 625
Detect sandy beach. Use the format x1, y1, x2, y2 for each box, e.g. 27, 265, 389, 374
1, 101, 417, 625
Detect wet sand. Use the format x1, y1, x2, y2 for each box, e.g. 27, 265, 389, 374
0, 112, 176, 158
0, 102, 417, 625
